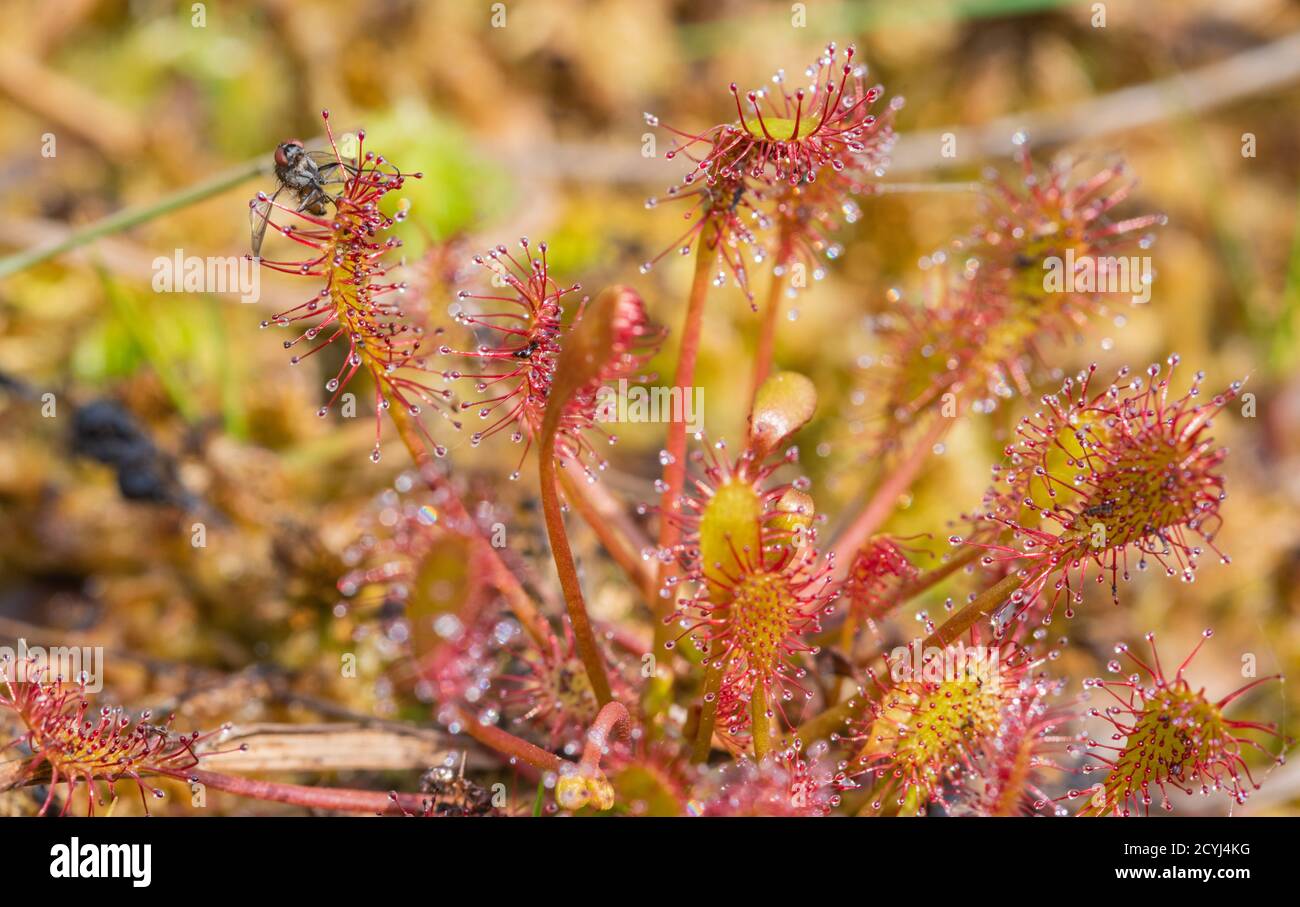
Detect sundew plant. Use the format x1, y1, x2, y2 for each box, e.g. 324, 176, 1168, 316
0, 5, 1295, 826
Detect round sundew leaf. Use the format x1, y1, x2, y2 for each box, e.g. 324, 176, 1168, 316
1091, 685, 1231, 816
749, 371, 817, 459
543, 285, 648, 442
1016, 370, 1232, 554
855, 674, 1014, 811
770, 487, 815, 554
698, 478, 763, 599
741, 114, 823, 143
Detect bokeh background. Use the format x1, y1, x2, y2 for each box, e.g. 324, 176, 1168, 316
0, 0, 1297, 815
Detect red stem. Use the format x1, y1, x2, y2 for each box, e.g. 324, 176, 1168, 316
830, 415, 950, 579
167, 768, 424, 814
749, 241, 793, 411
538, 439, 614, 705
922, 572, 1024, 648
579, 701, 630, 771
653, 240, 717, 640
456, 707, 564, 774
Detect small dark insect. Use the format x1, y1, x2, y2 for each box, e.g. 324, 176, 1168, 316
730, 184, 746, 211
512, 340, 541, 360
249, 139, 356, 257
419, 755, 497, 817
1082, 500, 1117, 519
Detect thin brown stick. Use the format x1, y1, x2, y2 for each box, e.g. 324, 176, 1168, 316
0, 53, 144, 160
888, 30, 1300, 173
494, 31, 1300, 182
198, 723, 461, 774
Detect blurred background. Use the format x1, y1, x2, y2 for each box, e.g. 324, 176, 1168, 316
0, 0, 1297, 815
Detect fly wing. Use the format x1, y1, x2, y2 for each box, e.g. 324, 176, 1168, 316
307, 150, 358, 185
248, 184, 283, 258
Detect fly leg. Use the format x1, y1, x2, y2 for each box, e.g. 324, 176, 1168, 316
296, 186, 332, 217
